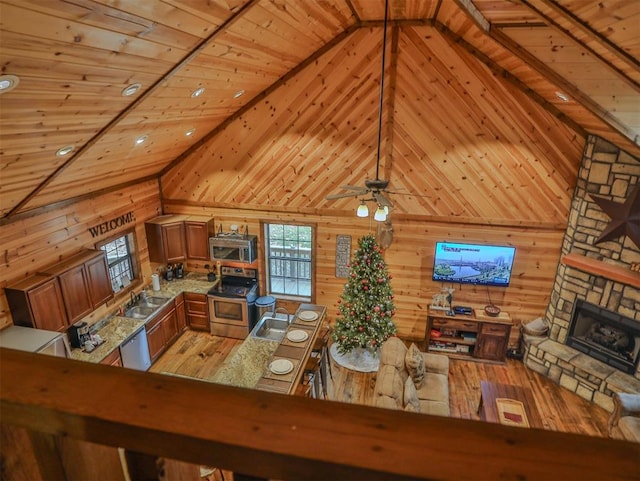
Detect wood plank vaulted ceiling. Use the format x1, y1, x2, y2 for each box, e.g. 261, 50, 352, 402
0, 0, 638, 224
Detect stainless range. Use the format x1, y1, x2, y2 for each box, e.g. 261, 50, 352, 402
207, 266, 259, 339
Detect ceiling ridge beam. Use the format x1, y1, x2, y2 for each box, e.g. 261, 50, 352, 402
3, 0, 260, 220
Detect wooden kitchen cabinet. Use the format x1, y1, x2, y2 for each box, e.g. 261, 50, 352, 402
42, 250, 114, 324
145, 300, 181, 363
425, 306, 512, 363
145, 215, 187, 264
100, 348, 123, 367
175, 293, 186, 333
184, 216, 215, 260
6, 274, 69, 332
184, 292, 209, 331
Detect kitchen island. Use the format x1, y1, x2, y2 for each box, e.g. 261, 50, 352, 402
213, 303, 326, 395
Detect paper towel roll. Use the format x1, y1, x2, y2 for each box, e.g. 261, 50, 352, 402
151, 273, 161, 291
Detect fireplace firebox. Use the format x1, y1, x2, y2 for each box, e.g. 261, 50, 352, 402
566, 300, 640, 374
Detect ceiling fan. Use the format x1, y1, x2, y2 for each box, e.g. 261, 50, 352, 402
325, 0, 399, 217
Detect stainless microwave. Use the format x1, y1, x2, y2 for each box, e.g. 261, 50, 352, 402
209, 235, 257, 263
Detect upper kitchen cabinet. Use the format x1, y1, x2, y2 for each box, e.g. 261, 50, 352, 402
184, 216, 215, 260
146, 215, 214, 263
5, 274, 69, 332
41, 250, 114, 324
145, 215, 187, 264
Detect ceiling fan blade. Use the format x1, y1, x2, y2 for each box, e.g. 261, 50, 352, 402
374, 192, 394, 208
339, 185, 368, 193
325, 192, 363, 200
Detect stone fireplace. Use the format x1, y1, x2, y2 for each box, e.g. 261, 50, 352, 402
566, 299, 640, 375
523, 135, 640, 412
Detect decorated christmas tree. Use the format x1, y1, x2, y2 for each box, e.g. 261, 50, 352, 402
332, 233, 397, 355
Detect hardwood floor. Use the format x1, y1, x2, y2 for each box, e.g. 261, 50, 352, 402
151, 330, 611, 439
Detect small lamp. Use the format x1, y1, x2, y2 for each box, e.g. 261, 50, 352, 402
374, 205, 387, 222
357, 201, 369, 218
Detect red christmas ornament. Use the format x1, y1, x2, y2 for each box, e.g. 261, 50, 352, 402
358, 326, 363, 332
337, 299, 341, 304
371, 339, 377, 346
378, 278, 384, 283
363, 286, 368, 290
374, 306, 380, 312
366, 315, 371, 320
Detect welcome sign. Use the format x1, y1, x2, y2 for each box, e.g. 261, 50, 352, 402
89, 211, 135, 238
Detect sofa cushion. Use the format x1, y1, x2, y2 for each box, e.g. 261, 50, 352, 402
405, 343, 425, 387
416, 373, 449, 405
373, 364, 404, 408
375, 395, 400, 410
404, 376, 421, 412
419, 399, 450, 417
422, 352, 450, 376
381, 336, 408, 371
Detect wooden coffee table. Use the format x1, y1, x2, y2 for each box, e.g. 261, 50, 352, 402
478, 381, 543, 429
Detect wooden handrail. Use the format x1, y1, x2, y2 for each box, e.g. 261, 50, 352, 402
1, 348, 638, 480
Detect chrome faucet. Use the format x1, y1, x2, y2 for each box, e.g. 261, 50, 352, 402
272, 306, 291, 323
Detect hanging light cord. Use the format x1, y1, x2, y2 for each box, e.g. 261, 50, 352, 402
375, 0, 390, 181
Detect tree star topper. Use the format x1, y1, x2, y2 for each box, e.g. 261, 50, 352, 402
590, 183, 640, 248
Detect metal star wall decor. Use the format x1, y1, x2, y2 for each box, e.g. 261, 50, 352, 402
590, 183, 640, 248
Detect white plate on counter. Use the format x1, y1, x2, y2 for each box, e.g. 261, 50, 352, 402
287, 329, 308, 343
269, 359, 294, 375
298, 310, 318, 321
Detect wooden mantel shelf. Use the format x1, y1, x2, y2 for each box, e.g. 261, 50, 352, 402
562, 253, 640, 288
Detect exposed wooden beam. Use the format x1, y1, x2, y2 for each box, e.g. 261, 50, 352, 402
455, 0, 491, 32
1, 348, 638, 481
522, 0, 640, 86
4, 0, 259, 220
490, 27, 640, 146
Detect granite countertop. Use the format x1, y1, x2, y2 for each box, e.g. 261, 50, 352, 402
69, 272, 219, 364
211, 337, 279, 388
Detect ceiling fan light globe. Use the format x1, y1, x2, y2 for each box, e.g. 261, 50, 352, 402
357, 203, 369, 217
374, 206, 387, 221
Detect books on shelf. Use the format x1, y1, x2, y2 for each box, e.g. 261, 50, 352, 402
430, 341, 458, 353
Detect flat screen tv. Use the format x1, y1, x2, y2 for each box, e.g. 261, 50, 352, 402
432, 241, 516, 287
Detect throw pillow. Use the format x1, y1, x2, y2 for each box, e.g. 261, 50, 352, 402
403, 376, 420, 412
405, 343, 425, 387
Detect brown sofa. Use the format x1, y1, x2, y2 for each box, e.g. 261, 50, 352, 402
373, 337, 450, 416
608, 392, 640, 443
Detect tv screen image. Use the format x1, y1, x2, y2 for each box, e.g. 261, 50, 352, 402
432, 242, 516, 287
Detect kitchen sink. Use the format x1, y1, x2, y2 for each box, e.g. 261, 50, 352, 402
141, 296, 168, 307
124, 305, 158, 319
252, 316, 289, 342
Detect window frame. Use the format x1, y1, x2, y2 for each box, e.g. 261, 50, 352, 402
94, 228, 141, 296
261, 221, 316, 302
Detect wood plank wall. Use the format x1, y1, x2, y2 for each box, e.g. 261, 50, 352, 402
0, 181, 162, 330
165, 201, 564, 345
0, 177, 562, 341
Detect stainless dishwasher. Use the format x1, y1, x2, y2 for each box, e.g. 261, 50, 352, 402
119, 327, 151, 371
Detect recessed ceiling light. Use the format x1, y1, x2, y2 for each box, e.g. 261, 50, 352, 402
555, 91, 570, 102
121, 83, 142, 96
185, 128, 196, 137
56, 145, 74, 157
233, 89, 245, 99
0, 74, 20, 94
191, 87, 205, 98
135, 135, 148, 145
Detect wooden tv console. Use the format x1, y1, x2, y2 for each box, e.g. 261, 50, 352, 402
425, 305, 512, 362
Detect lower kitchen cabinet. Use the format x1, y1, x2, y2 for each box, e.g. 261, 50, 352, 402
145, 298, 182, 363
185, 292, 209, 331
175, 293, 186, 333
100, 348, 123, 367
